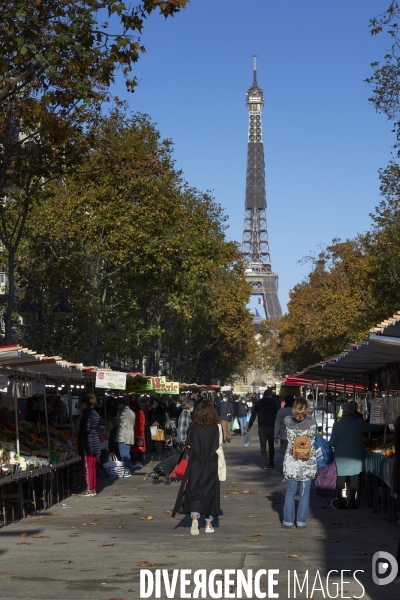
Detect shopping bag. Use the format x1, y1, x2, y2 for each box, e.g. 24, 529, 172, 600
151, 427, 165, 442
314, 434, 334, 470
315, 461, 337, 498
242, 432, 251, 447
231, 417, 239, 432
103, 452, 125, 478
170, 458, 188, 479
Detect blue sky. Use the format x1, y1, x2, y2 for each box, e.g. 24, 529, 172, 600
110, 0, 394, 312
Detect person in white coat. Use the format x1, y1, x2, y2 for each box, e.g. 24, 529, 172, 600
115, 397, 135, 477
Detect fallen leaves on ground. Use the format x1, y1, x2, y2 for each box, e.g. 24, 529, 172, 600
117, 525, 124, 529
115, 573, 124, 576
243, 490, 256, 494
52, 513, 60, 516
32, 535, 49, 538
87, 522, 97, 526
140, 516, 154, 521
54, 542, 67, 545
165, 510, 173, 515
248, 515, 260, 518
245, 539, 260, 543
20, 532, 29, 537
247, 533, 261, 537
102, 543, 115, 547
285, 554, 299, 558
137, 561, 160, 567
66, 561, 73, 564
16, 542, 30, 545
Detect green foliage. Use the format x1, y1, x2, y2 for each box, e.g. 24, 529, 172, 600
16, 109, 255, 383
0, 0, 189, 342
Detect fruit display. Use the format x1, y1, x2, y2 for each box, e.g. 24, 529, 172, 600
365, 439, 396, 458
0, 421, 78, 472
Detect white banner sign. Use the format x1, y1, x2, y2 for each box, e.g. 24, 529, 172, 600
95, 370, 127, 390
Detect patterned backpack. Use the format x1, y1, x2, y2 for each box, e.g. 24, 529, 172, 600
292, 429, 312, 460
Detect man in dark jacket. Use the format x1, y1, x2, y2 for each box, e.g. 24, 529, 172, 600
214, 392, 223, 416
247, 388, 278, 469
220, 396, 234, 443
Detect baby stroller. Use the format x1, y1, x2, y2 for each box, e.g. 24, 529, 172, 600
148, 445, 186, 485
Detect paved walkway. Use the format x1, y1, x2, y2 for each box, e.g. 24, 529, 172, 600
0, 428, 399, 599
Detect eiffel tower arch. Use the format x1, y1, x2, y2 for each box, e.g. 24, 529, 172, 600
241, 56, 282, 321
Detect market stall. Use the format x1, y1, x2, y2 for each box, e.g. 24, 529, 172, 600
296, 312, 400, 521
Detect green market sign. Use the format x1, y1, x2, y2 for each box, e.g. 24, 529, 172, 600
125, 377, 179, 394
155, 381, 179, 394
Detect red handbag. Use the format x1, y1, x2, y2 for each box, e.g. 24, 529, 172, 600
170, 458, 188, 479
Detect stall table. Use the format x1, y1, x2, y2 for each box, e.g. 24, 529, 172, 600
363, 451, 397, 522
0, 457, 81, 527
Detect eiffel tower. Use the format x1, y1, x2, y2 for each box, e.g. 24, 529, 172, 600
242, 56, 282, 321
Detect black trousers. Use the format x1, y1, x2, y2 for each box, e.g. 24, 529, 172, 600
336, 474, 359, 492
258, 426, 275, 466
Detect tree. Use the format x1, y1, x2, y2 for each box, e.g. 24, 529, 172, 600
0, 0, 189, 343
367, 1, 400, 149
17, 108, 255, 382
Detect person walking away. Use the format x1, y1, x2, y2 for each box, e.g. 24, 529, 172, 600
282, 398, 317, 527
172, 399, 222, 535
274, 395, 295, 457
78, 394, 100, 497
178, 400, 194, 443
238, 399, 248, 436
149, 398, 167, 460
247, 388, 278, 469
220, 396, 234, 443
131, 401, 146, 469
115, 397, 135, 477
330, 402, 384, 509
232, 396, 241, 435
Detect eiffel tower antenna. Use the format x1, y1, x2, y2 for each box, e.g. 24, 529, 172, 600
241, 56, 282, 320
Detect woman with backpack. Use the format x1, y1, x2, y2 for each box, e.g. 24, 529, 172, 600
282, 398, 317, 528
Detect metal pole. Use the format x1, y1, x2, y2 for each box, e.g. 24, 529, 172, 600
334, 379, 337, 422
69, 388, 73, 439
321, 381, 326, 437
13, 379, 20, 457
43, 383, 51, 455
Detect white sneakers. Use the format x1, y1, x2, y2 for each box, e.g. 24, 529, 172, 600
205, 526, 214, 533
190, 520, 214, 535
190, 519, 199, 536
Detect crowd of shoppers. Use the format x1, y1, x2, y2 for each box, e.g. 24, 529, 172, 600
75, 388, 399, 545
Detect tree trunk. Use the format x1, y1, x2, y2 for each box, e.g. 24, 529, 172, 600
4, 246, 15, 344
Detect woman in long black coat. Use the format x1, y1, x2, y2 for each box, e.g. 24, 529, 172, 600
173, 399, 221, 535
